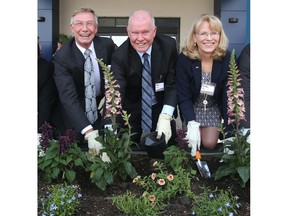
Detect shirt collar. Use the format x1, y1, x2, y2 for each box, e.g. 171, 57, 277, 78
75, 41, 95, 57
137, 46, 152, 58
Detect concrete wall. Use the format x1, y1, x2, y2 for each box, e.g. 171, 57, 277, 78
59, 0, 214, 48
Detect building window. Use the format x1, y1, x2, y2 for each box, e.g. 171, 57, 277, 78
97, 17, 180, 50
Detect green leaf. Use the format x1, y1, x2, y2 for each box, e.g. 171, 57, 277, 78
104, 171, 113, 185
74, 158, 84, 167
214, 165, 236, 180
38, 159, 52, 170
124, 161, 132, 173
65, 156, 73, 164
65, 170, 76, 183
50, 167, 60, 179
45, 148, 58, 160
96, 178, 108, 191
95, 168, 104, 180
237, 166, 250, 185
59, 158, 68, 165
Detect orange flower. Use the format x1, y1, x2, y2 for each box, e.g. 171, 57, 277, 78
157, 178, 166, 186
149, 195, 156, 202
167, 174, 174, 181
195, 151, 201, 160
151, 173, 156, 180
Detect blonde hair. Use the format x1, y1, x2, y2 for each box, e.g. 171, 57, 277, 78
70, 8, 98, 25
182, 14, 229, 60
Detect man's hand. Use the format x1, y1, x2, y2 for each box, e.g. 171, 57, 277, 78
156, 113, 172, 144
185, 121, 201, 157
84, 130, 103, 154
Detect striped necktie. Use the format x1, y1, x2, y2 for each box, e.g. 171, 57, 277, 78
141, 53, 153, 132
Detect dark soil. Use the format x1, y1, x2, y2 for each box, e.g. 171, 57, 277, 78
38, 152, 250, 216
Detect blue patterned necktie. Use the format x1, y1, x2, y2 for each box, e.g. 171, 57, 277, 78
84, 49, 97, 124
141, 53, 154, 132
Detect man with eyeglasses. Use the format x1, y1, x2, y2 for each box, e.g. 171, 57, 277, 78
53, 8, 115, 157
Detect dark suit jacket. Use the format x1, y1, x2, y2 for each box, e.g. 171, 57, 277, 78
238, 44, 250, 128
53, 35, 115, 136
38, 57, 57, 132
111, 34, 178, 139
176, 52, 231, 130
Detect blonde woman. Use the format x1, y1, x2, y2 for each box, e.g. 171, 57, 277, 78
176, 14, 232, 156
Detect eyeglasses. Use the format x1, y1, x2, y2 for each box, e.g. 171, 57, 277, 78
197, 32, 220, 38
73, 22, 96, 29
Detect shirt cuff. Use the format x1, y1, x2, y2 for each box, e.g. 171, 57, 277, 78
161, 105, 175, 117
81, 125, 93, 135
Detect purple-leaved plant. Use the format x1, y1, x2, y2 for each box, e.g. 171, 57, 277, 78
58, 129, 76, 154
39, 122, 55, 151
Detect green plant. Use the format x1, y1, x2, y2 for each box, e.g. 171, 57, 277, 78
214, 49, 250, 187
86, 59, 137, 191
38, 124, 88, 184
163, 145, 194, 172
58, 33, 73, 44
39, 183, 82, 216
136, 161, 195, 200
192, 187, 241, 216
113, 191, 166, 216
113, 160, 196, 215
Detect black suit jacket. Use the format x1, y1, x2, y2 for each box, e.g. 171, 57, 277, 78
38, 57, 57, 132
53, 36, 115, 135
111, 34, 178, 138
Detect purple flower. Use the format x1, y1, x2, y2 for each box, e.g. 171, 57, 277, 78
58, 129, 76, 154
39, 122, 55, 150
226, 51, 246, 126
175, 128, 189, 150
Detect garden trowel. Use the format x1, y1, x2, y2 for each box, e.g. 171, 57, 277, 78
195, 151, 211, 178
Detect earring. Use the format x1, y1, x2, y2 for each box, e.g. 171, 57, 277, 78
193, 42, 196, 47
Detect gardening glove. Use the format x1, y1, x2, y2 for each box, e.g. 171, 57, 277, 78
186, 121, 201, 157
156, 113, 172, 144
84, 130, 103, 154
101, 152, 111, 163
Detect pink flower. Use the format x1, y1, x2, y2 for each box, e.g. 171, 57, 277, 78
157, 179, 166, 186
149, 195, 156, 202
151, 173, 156, 180
133, 175, 141, 183
167, 174, 174, 181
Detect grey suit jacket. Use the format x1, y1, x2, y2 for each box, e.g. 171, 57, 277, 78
53, 36, 115, 134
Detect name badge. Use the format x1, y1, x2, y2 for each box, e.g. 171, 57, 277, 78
200, 82, 216, 96
155, 82, 164, 92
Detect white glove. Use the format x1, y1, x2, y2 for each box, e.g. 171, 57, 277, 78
84, 130, 103, 154
156, 113, 172, 144
185, 121, 201, 157
101, 152, 111, 163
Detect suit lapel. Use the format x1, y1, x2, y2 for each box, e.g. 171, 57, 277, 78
211, 60, 221, 83
151, 42, 162, 82
129, 46, 142, 77
71, 40, 85, 81
191, 61, 202, 92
